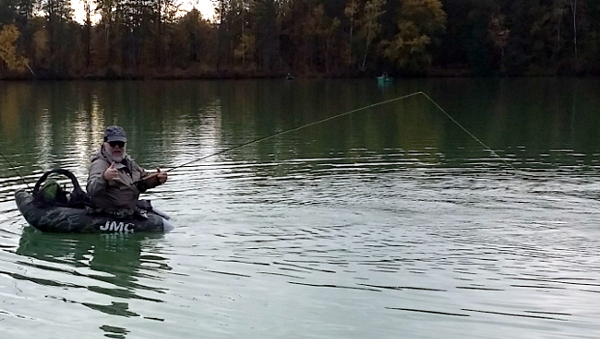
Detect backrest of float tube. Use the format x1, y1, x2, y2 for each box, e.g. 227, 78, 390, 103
33, 169, 89, 207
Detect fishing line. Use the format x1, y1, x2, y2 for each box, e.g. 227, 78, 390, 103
164, 91, 423, 173
0, 148, 33, 192
162, 91, 521, 175
418, 92, 522, 174
1, 91, 521, 190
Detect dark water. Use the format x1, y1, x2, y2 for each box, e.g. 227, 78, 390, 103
1, 79, 599, 338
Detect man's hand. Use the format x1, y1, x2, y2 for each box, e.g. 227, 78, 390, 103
103, 162, 120, 182
156, 168, 168, 184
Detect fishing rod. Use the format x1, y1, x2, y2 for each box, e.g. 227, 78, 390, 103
0, 148, 33, 192
1, 91, 523, 190
163, 91, 424, 173
145, 91, 521, 179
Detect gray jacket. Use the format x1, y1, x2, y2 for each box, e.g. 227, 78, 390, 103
87, 146, 162, 212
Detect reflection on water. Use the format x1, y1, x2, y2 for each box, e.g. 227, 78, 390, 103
1, 79, 600, 338
16, 227, 170, 308
10, 228, 170, 338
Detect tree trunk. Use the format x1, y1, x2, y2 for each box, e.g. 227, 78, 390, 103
362, 29, 370, 70
84, 0, 91, 68
571, 0, 577, 61
349, 17, 353, 66
552, 13, 562, 60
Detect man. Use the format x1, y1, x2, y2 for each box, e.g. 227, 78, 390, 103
87, 125, 167, 216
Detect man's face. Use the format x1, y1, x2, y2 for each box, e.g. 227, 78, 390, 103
105, 141, 126, 162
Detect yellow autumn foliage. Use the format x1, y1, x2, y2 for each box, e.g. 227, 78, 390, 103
381, 0, 446, 71
234, 33, 256, 63
0, 24, 30, 73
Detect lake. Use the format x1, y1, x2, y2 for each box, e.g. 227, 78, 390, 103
1, 78, 599, 338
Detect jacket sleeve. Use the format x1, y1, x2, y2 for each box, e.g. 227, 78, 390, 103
134, 162, 162, 192
87, 159, 109, 197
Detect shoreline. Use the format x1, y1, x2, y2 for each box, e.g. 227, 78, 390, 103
0, 67, 596, 81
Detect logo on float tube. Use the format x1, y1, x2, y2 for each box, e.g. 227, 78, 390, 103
100, 220, 135, 233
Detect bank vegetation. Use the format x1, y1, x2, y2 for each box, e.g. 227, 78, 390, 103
0, 0, 598, 79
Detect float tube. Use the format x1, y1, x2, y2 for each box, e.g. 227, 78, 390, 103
15, 169, 174, 233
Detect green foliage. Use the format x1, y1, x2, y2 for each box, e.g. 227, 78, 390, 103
1, 0, 600, 77
381, 0, 446, 72
250, 0, 279, 70
344, 0, 360, 67
359, 0, 386, 70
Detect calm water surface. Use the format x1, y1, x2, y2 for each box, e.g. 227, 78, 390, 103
0, 79, 599, 338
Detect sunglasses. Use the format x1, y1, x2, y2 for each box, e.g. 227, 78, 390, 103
108, 141, 126, 148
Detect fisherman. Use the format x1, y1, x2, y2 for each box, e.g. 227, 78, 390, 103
87, 125, 167, 217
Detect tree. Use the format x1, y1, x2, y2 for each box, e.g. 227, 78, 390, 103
181, 8, 206, 63
248, 0, 279, 71
488, 12, 509, 73
234, 32, 254, 66
152, 0, 179, 68
274, 0, 298, 71
324, 16, 340, 73
82, 0, 92, 69
359, 0, 385, 70
528, 1, 567, 74
0, 0, 18, 25
302, 4, 336, 72
343, 0, 359, 66
41, 0, 73, 73
95, 0, 122, 67
570, 0, 577, 61
212, 0, 233, 69
381, 0, 446, 72
120, 0, 153, 68
0, 24, 29, 73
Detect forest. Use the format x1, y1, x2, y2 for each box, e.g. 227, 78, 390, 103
0, 0, 598, 79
